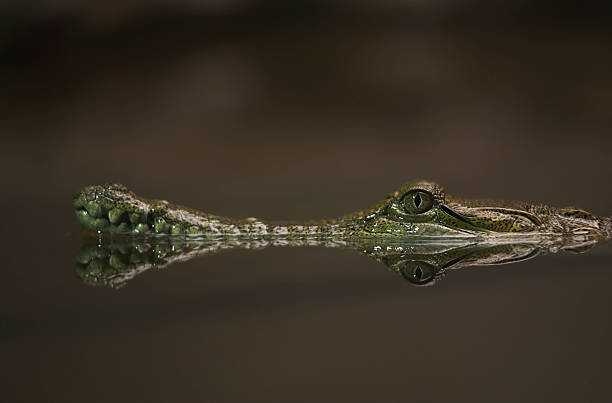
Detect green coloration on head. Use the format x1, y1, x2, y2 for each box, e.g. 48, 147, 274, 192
342, 180, 611, 238
73, 181, 612, 239
108, 208, 124, 224
75, 233, 601, 289
171, 224, 184, 235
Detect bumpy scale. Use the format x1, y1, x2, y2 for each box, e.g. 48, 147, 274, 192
73, 181, 612, 239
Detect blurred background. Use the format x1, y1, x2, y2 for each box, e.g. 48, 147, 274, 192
2, 1, 612, 402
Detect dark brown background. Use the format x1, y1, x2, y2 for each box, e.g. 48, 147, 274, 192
2, 1, 612, 402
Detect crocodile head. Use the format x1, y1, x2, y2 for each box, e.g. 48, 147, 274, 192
350, 181, 611, 239
74, 235, 601, 288
370, 237, 599, 286
73, 181, 611, 239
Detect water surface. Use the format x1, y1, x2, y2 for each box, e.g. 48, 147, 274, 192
3, 4, 612, 401
4, 220, 612, 402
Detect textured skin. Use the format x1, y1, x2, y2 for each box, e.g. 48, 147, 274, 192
76, 235, 600, 288
73, 181, 612, 239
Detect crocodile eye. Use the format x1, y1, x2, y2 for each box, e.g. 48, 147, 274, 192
402, 190, 434, 214
399, 261, 436, 284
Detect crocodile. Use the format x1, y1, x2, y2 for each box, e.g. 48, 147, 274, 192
75, 235, 600, 288
73, 181, 612, 239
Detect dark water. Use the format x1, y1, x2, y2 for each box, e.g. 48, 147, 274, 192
5, 229, 612, 402
3, 2, 612, 402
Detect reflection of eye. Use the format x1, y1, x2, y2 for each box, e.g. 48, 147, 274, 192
402, 190, 434, 214
399, 261, 436, 284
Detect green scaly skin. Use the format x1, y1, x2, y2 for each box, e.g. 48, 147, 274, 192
75, 235, 600, 288
73, 181, 612, 239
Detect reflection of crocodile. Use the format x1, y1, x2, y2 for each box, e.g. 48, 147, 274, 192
75, 235, 600, 288
73, 181, 612, 239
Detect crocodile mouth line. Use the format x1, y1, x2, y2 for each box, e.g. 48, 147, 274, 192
73, 182, 612, 239
74, 202, 152, 234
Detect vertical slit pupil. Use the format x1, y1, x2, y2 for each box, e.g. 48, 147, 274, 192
414, 266, 423, 280
414, 193, 422, 208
